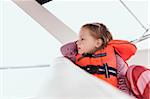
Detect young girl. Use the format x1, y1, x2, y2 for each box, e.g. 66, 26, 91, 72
61, 22, 149, 99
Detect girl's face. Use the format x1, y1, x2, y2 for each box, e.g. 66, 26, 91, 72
76, 28, 103, 54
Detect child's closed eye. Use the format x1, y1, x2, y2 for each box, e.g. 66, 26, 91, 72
81, 38, 84, 40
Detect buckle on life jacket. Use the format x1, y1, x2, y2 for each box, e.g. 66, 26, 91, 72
79, 63, 117, 78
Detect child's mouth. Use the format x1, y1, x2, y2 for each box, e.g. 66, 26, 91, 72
77, 47, 81, 50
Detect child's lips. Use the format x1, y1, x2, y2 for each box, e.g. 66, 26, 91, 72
77, 47, 81, 50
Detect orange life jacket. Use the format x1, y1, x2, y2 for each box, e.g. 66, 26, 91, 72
75, 40, 137, 87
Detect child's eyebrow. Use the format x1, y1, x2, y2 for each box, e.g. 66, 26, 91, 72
79, 34, 83, 38
81, 35, 85, 38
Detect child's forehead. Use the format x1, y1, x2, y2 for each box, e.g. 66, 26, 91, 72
80, 28, 91, 35
80, 27, 90, 32
79, 30, 90, 37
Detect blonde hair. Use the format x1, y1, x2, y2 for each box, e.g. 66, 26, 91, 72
81, 22, 113, 49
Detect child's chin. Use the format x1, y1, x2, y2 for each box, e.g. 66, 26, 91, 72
78, 51, 83, 55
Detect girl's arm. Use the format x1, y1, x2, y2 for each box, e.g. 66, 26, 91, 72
60, 41, 77, 62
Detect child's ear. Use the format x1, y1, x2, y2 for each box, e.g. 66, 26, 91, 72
95, 39, 103, 48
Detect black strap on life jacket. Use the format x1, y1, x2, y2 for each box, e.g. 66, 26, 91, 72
79, 63, 117, 78
82, 53, 107, 58
77, 53, 106, 61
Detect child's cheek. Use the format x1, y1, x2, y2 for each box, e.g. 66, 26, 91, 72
78, 50, 83, 54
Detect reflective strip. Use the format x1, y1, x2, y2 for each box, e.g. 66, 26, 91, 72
79, 64, 117, 77
98, 68, 105, 72
82, 53, 106, 58
109, 70, 117, 74
93, 53, 106, 58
